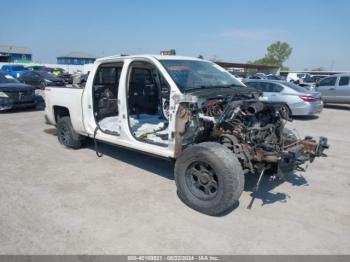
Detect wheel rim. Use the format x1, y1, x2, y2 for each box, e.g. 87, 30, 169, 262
185, 161, 219, 200
59, 125, 70, 145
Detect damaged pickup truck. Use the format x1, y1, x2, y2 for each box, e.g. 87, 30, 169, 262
44, 55, 329, 215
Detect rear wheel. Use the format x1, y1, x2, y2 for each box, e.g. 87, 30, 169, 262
57, 116, 82, 149
175, 142, 244, 216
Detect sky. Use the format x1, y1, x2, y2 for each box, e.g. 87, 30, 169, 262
1, 0, 350, 70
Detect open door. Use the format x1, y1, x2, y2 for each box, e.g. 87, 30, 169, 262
92, 62, 123, 135
126, 60, 170, 146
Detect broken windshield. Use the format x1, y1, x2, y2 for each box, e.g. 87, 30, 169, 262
159, 60, 245, 92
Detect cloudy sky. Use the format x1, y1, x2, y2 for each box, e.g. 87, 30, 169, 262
1, 0, 349, 70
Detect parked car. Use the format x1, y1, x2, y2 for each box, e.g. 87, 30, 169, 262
266, 74, 283, 80
304, 75, 328, 84
286, 72, 312, 83
19, 70, 66, 89
298, 74, 329, 91
51, 68, 73, 84
245, 80, 323, 116
44, 54, 328, 216
27, 65, 48, 71
1, 64, 29, 78
315, 74, 350, 104
248, 74, 266, 80
0, 71, 36, 111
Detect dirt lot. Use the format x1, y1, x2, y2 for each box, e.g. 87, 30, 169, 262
0, 105, 349, 255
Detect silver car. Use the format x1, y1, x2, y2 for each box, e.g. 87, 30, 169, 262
315, 74, 350, 104
244, 80, 323, 116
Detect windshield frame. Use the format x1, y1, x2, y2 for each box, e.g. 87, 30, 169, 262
159, 59, 245, 92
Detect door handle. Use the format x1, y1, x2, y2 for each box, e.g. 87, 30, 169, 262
329, 87, 335, 90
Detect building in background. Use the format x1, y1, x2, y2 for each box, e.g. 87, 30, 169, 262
57, 51, 96, 65
0, 45, 32, 63
215, 61, 280, 75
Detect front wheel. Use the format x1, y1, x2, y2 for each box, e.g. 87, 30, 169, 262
175, 142, 244, 216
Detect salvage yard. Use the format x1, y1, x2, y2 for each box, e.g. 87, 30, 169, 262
0, 105, 350, 254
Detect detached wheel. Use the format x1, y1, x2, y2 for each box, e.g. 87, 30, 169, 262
57, 116, 82, 149
175, 142, 244, 216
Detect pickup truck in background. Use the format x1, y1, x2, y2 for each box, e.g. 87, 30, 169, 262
44, 54, 329, 216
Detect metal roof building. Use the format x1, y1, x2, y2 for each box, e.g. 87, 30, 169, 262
0, 45, 32, 63
215, 61, 280, 74
57, 51, 97, 65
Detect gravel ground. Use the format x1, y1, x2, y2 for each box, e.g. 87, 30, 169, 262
0, 104, 349, 254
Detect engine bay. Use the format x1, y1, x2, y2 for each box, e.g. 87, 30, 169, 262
178, 87, 329, 177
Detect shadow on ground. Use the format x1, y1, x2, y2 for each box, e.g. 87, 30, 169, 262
292, 115, 319, 121
244, 171, 309, 209
43, 129, 310, 215
85, 140, 175, 181
324, 104, 350, 111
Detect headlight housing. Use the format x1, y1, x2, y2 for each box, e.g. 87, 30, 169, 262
44, 79, 53, 84
0, 91, 9, 98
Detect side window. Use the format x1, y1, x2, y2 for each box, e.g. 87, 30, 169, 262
319, 77, 337, 86
94, 67, 122, 85
270, 83, 283, 92
93, 63, 123, 121
248, 82, 265, 92
246, 82, 258, 89
259, 82, 277, 92
339, 76, 350, 86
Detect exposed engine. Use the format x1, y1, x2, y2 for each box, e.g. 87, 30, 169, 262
180, 89, 329, 177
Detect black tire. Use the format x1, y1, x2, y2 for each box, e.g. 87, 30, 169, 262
39, 81, 46, 90
57, 116, 82, 149
175, 142, 244, 216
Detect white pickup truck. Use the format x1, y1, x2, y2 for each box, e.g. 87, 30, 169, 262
45, 54, 328, 215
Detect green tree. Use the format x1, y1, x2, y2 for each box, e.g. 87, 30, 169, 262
253, 41, 293, 68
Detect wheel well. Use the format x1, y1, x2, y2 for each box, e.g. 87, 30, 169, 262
53, 106, 70, 123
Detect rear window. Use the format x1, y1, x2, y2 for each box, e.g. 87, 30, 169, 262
282, 82, 309, 93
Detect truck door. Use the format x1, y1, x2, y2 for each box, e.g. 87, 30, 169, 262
317, 76, 337, 103
336, 76, 350, 103
125, 60, 171, 147
92, 63, 123, 135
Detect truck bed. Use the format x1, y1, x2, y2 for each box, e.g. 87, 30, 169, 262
44, 87, 87, 134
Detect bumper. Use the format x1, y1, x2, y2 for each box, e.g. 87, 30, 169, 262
0, 97, 36, 111
291, 101, 323, 116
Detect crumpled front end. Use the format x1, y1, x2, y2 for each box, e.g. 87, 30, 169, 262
257, 135, 329, 178
175, 87, 329, 178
